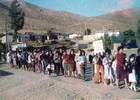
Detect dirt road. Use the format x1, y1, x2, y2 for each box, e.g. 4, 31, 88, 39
0, 63, 140, 100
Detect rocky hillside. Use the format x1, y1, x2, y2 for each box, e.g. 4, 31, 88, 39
0, 0, 139, 34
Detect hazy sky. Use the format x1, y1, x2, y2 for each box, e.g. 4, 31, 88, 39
24, 0, 140, 16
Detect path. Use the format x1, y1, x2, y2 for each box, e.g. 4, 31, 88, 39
0, 63, 140, 100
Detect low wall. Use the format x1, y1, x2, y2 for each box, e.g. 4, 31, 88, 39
112, 48, 138, 58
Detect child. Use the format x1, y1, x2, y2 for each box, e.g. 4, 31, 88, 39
112, 58, 117, 84
75, 49, 82, 78
28, 53, 32, 71
62, 50, 69, 77
102, 52, 113, 85
53, 51, 61, 76
79, 50, 87, 80
31, 53, 36, 72
128, 54, 137, 92
12, 52, 17, 68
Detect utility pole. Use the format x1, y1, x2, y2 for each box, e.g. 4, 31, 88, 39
5, 16, 8, 53
4, 1, 9, 53
85, 21, 87, 35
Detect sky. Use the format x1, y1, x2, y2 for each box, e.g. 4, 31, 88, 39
24, 0, 140, 17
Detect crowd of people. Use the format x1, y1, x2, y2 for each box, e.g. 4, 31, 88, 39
89, 46, 140, 92
3, 46, 140, 92
5, 48, 87, 79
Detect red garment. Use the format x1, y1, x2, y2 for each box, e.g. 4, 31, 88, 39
68, 54, 75, 64
68, 54, 76, 72
62, 54, 69, 64
116, 52, 127, 79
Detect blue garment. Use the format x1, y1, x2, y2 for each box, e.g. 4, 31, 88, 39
21, 52, 25, 60
53, 55, 60, 63
79, 56, 86, 63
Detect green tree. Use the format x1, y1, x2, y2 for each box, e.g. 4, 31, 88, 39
135, 20, 140, 48
84, 28, 91, 35
9, 0, 25, 42
47, 29, 53, 35
0, 43, 6, 53
101, 33, 113, 50
119, 29, 136, 48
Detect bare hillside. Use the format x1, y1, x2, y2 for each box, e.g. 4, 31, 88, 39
0, 0, 139, 34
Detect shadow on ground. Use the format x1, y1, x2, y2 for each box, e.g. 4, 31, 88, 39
0, 70, 14, 77
0, 61, 6, 65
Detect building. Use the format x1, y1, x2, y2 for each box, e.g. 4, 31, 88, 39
83, 31, 120, 41
17, 32, 47, 42
69, 34, 81, 39
83, 34, 96, 42
95, 31, 120, 39
1, 35, 13, 43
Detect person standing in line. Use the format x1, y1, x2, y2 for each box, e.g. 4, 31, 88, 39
59, 48, 64, 75
75, 49, 82, 78
88, 50, 94, 64
17, 51, 21, 68
116, 46, 128, 89
112, 57, 117, 84
47, 50, 54, 75
6, 50, 12, 64
62, 50, 69, 77
41, 50, 47, 74
102, 52, 114, 85
128, 54, 137, 92
68, 49, 76, 77
53, 51, 61, 76
136, 48, 140, 85
12, 52, 17, 68
31, 52, 36, 72
27, 52, 32, 71
36, 51, 41, 72
89, 50, 95, 76
93, 52, 104, 84
10, 51, 13, 67
79, 50, 87, 80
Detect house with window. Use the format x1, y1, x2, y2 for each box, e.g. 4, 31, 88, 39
17, 32, 47, 42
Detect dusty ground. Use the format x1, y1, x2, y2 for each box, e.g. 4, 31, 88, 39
0, 63, 140, 100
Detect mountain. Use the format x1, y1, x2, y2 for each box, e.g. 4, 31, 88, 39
0, 0, 139, 34
71, 8, 140, 34
0, 0, 87, 34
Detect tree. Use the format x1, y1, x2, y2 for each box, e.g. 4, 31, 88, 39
84, 28, 91, 35
0, 42, 6, 53
135, 20, 140, 48
9, 0, 25, 42
101, 33, 113, 50
119, 29, 137, 48
47, 29, 52, 35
